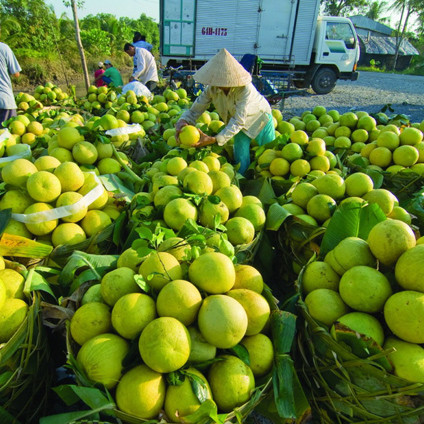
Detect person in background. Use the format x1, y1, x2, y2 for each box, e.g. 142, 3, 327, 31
175, 48, 275, 175
132, 32, 153, 52
94, 59, 123, 88
0, 41, 21, 126
124, 43, 158, 92
94, 61, 106, 87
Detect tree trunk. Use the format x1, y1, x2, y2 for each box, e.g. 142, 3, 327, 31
71, 0, 90, 92
392, 1, 406, 70
394, 8, 412, 70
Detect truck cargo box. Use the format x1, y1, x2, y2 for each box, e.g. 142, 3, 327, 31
160, 0, 320, 66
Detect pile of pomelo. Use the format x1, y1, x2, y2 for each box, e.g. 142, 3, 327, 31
135, 149, 266, 247
302, 217, 424, 384
70, 247, 274, 421
275, 106, 424, 176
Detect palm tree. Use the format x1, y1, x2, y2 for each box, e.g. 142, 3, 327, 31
366, 1, 389, 22
391, 0, 422, 69
0, 14, 22, 47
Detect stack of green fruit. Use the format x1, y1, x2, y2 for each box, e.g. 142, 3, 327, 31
135, 149, 266, 247
32, 82, 69, 106
255, 133, 338, 179
0, 138, 117, 247
298, 216, 424, 420
281, 170, 410, 228
66, 247, 275, 422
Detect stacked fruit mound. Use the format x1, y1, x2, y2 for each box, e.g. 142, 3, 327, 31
255, 133, 338, 179
32, 82, 69, 106
136, 150, 266, 247
0, 120, 134, 246
299, 215, 424, 420
280, 170, 411, 227
69, 247, 274, 421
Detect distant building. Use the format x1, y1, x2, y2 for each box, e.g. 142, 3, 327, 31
349, 15, 419, 70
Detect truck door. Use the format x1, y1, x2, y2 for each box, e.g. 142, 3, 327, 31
256, 0, 297, 60
317, 20, 358, 72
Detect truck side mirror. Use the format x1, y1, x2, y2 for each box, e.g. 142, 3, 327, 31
345, 38, 356, 49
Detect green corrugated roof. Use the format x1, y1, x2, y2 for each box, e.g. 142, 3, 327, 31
358, 34, 419, 55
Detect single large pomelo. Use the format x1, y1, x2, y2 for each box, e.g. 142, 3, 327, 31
164, 367, 213, 423
384, 291, 424, 343
188, 252, 235, 294
208, 355, 255, 412
226, 289, 270, 335
197, 295, 248, 349
111, 293, 156, 340
70, 302, 111, 345
367, 219, 416, 266
156, 280, 202, 326
139, 251, 183, 291
77, 333, 129, 388
116, 365, 165, 420
138, 317, 191, 373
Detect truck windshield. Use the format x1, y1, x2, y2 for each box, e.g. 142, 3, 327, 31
325, 23, 356, 49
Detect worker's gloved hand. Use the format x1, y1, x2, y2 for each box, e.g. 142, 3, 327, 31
175, 119, 189, 144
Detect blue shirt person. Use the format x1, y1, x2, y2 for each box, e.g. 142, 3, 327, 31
0, 42, 21, 125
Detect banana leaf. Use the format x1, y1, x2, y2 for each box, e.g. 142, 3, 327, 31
319, 202, 386, 258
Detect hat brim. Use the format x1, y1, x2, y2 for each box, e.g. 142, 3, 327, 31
193, 48, 252, 87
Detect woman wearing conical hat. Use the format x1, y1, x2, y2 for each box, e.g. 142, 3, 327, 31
175, 48, 275, 174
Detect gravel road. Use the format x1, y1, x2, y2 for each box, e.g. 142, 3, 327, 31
281, 71, 424, 123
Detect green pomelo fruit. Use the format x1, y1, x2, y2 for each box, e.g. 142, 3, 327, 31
70, 302, 111, 345
139, 251, 183, 291
164, 367, 212, 423
367, 219, 416, 266
302, 261, 340, 293
156, 279, 202, 326
334, 311, 385, 346
112, 293, 156, 340
187, 326, 217, 363
208, 355, 255, 412
339, 266, 392, 313
100, 267, 139, 306
395, 245, 424, 292
304, 288, 349, 326
197, 295, 248, 349
226, 289, 270, 336
384, 291, 424, 343
188, 252, 235, 294
384, 337, 424, 383
77, 333, 129, 389
138, 317, 191, 373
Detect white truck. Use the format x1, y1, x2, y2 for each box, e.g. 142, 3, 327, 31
159, 0, 360, 94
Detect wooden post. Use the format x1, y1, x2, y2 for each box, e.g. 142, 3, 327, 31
70, 0, 90, 92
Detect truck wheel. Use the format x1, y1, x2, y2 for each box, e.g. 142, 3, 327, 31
311, 68, 337, 94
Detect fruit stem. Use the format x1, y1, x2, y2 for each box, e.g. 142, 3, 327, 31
111, 144, 144, 184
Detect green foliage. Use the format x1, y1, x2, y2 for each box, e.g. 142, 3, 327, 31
0, 0, 159, 85
80, 28, 112, 55
320, 0, 369, 16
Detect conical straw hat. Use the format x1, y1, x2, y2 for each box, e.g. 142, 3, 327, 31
193, 48, 252, 87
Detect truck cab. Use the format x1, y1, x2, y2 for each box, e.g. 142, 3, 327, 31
306, 16, 360, 94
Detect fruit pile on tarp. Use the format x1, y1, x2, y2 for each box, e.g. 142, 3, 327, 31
1, 81, 424, 423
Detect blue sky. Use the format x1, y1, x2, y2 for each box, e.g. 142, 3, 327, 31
47, 0, 160, 22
